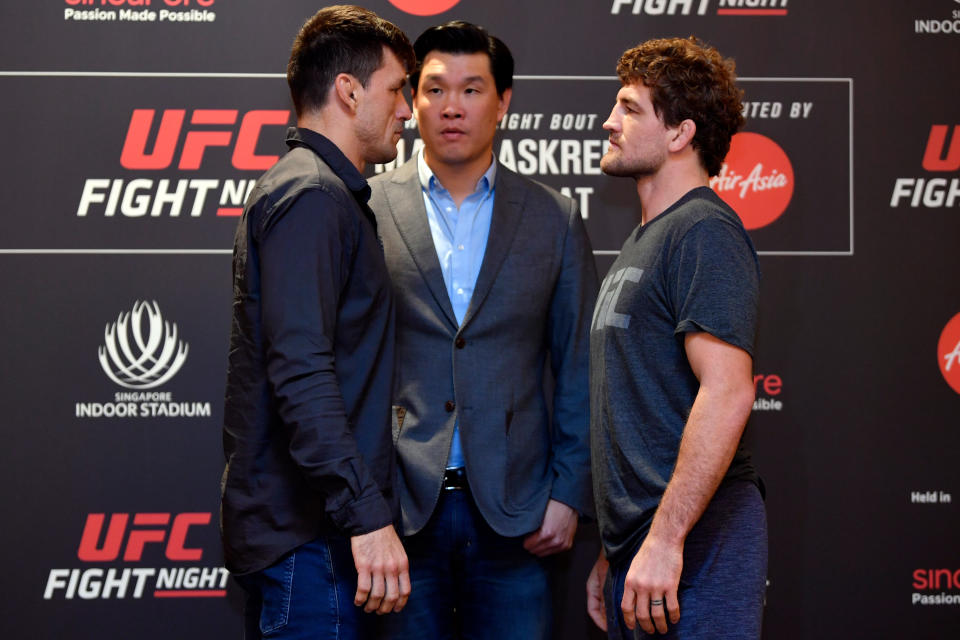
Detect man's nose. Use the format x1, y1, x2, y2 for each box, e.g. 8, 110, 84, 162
441, 97, 464, 119
602, 106, 618, 132
398, 96, 412, 120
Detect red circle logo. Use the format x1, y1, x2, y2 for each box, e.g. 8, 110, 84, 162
387, 0, 461, 16
710, 132, 794, 230
937, 312, 960, 395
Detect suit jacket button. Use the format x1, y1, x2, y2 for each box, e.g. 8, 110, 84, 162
455, 337, 466, 349
445, 401, 455, 412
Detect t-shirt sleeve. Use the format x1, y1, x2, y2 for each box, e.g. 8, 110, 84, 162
669, 217, 760, 357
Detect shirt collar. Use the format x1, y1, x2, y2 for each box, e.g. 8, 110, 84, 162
285, 127, 371, 203
416, 148, 497, 197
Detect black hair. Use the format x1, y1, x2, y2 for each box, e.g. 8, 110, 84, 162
410, 21, 513, 96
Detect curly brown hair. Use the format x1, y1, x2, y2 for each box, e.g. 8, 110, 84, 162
616, 36, 744, 176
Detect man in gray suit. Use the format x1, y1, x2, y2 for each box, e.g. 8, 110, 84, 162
369, 21, 598, 640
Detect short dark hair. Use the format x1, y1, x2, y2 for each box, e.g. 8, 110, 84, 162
410, 21, 513, 96
287, 5, 414, 117
616, 36, 744, 176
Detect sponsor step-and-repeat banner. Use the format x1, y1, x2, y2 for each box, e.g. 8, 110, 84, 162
0, 1, 957, 638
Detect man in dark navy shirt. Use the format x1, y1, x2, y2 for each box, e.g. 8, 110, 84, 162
221, 7, 415, 638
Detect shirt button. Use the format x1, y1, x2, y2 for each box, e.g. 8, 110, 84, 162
455, 337, 466, 349
445, 400, 456, 412
457, 244, 465, 251
457, 287, 464, 295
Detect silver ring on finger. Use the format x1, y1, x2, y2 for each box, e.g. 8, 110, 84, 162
650, 599, 664, 606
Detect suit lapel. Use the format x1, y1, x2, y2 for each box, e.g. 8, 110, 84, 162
385, 162, 459, 331
461, 169, 525, 330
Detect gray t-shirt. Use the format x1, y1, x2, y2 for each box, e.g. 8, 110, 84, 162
590, 186, 762, 564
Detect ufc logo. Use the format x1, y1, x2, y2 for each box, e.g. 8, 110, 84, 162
77, 512, 210, 562
120, 109, 290, 171
592, 267, 644, 331
923, 125, 960, 172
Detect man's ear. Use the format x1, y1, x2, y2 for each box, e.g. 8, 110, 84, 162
496, 87, 513, 123
333, 73, 359, 112
668, 119, 696, 152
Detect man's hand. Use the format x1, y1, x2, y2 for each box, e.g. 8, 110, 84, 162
522, 499, 578, 556
586, 552, 609, 631
614, 332, 752, 634
621, 535, 683, 635
350, 525, 411, 614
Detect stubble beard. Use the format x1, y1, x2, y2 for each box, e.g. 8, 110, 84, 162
356, 118, 399, 165
600, 146, 663, 179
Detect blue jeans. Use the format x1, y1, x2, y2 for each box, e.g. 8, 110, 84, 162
235, 536, 371, 640
379, 489, 553, 640
604, 481, 767, 639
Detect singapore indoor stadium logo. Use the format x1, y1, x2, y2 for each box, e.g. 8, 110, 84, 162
98, 300, 189, 390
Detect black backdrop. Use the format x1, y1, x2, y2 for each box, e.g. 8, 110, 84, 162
1, 1, 958, 638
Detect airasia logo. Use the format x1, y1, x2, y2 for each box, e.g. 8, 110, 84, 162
938, 312, 960, 395
121, 108, 290, 171
710, 132, 795, 230
387, 0, 460, 16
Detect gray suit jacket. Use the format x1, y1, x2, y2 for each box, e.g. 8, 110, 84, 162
369, 160, 598, 537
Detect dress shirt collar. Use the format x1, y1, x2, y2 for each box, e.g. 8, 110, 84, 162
285, 127, 371, 203
416, 149, 497, 197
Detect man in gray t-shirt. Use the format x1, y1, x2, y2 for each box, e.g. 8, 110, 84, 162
586, 38, 767, 639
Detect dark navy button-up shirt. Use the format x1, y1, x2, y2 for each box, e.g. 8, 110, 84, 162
221, 127, 398, 575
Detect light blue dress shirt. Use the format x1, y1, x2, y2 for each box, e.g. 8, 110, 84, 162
417, 150, 496, 470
